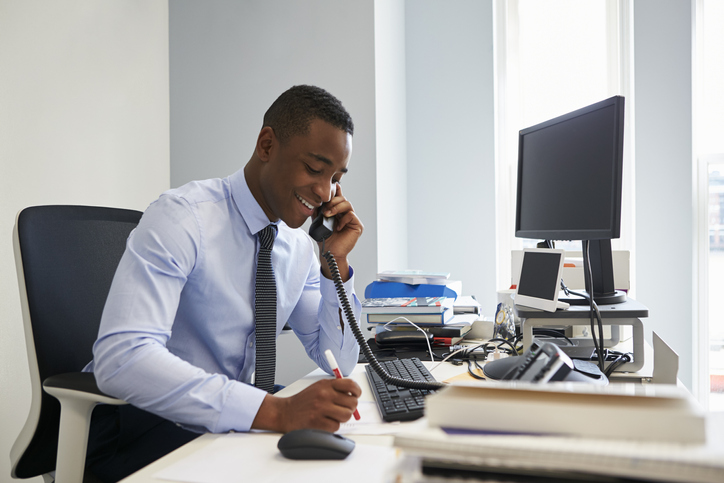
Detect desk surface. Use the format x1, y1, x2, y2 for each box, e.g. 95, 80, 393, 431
119, 359, 465, 483
119, 353, 721, 483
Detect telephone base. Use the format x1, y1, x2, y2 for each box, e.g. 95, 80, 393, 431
483, 355, 608, 385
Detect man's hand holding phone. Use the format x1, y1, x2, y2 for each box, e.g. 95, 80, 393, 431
311, 184, 363, 282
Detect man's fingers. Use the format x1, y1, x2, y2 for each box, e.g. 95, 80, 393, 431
331, 378, 362, 398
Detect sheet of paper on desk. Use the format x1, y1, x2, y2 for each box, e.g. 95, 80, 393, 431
153, 433, 399, 483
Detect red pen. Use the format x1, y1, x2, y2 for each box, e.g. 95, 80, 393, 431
324, 349, 360, 421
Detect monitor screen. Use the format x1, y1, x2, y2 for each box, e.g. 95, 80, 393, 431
515, 96, 625, 241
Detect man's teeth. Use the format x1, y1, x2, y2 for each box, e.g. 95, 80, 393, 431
296, 194, 314, 210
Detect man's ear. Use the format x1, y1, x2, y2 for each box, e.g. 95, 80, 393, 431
256, 126, 275, 162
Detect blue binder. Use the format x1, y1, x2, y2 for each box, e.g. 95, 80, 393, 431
364, 280, 461, 300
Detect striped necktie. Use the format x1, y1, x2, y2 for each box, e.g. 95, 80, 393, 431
254, 224, 277, 393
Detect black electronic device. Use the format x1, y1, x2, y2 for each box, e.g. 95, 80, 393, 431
309, 211, 335, 243
515, 95, 626, 305
502, 340, 573, 382
483, 340, 608, 385
277, 429, 355, 460
375, 330, 433, 347
365, 358, 439, 422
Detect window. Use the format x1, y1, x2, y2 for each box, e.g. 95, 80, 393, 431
494, 0, 633, 288
696, 0, 724, 410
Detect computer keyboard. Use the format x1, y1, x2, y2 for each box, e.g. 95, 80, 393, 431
365, 358, 439, 422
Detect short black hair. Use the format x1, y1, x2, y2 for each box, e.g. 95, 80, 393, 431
263, 85, 354, 144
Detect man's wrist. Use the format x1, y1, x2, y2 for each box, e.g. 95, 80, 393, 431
251, 394, 286, 432
321, 257, 350, 282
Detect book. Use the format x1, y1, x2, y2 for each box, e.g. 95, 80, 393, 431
432, 335, 465, 346
395, 424, 724, 483
374, 323, 472, 338
366, 307, 455, 326
376, 270, 450, 285
424, 381, 706, 444
453, 295, 481, 314
361, 296, 452, 314
364, 280, 462, 300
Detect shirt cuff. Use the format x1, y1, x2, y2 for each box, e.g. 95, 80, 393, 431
215, 382, 267, 433
319, 265, 355, 304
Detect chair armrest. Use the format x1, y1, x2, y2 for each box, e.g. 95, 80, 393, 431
43, 372, 127, 405
42, 372, 126, 483
43, 372, 128, 405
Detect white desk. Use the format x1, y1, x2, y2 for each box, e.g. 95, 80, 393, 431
119, 359, 466, 483
119, 352, 720, 483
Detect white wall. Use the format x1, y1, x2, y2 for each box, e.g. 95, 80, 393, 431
405, 0, 498, 311
0, 1, 170, 480
634, 0, 695, 389
374, 0, 409, 272
169, 0, 378, 384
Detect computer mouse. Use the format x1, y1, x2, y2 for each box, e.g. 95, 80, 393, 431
277, 428, 355, 460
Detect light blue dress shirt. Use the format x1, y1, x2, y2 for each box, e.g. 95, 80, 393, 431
87, 168, 361, 433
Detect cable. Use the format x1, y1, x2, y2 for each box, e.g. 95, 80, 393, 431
583, 241, 606, 371
380, 318, 435, 363
322, 251, 445, 390
600, 350, 632, 377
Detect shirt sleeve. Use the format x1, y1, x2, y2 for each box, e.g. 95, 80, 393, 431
287, 258, 362, 377
91, 195, 268, 433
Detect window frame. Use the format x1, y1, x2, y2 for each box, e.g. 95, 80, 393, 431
493, 0, 635, 293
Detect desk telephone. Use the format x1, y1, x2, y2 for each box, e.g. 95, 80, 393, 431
502, 340, 573, 382
307, 208, 445, 393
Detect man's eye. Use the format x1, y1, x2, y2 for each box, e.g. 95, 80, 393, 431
305, 164, 321, 175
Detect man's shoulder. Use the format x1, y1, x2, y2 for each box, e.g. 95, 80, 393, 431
163, 177, 231, 207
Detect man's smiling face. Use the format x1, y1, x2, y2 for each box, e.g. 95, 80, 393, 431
257, 118, 352, 228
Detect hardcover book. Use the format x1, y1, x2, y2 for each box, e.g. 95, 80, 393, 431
361, 297, 452, 314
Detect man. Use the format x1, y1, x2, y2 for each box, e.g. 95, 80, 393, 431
85, 85, 363, 481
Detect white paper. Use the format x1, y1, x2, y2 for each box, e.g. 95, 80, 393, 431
153, 433, 400, 483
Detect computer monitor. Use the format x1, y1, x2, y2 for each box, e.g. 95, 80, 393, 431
515, 95, 626, 305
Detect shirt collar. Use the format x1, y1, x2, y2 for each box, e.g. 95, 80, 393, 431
229, 168, 280, 236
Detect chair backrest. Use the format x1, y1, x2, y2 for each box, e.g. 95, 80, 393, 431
11, 205, 142, 479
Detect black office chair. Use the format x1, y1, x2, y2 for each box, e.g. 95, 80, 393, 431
10, 205, 143, 483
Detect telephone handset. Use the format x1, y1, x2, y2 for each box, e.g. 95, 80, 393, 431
309, 207, 335, 243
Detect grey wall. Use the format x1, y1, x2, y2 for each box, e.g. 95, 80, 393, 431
0, 1, 170, 480
634, 0, 695, 389
405, 0, 497, 312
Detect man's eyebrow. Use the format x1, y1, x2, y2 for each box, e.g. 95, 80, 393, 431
307, 153, 348, 173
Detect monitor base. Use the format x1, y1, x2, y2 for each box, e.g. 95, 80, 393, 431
560, 289, 627, 306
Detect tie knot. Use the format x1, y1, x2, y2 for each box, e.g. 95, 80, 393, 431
258, 224, 277, 250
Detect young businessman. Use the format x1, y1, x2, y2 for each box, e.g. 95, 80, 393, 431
85, 85, 363, 481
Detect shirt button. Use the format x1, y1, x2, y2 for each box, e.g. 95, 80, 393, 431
337, 325, 342, 330
249, 341, 253, 348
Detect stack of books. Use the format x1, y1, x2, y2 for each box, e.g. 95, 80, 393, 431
362, 270, 473, 345
394, 383, 722, 483
362, 296, 455, 326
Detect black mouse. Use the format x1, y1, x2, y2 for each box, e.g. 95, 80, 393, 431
277, 428, 355, 460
